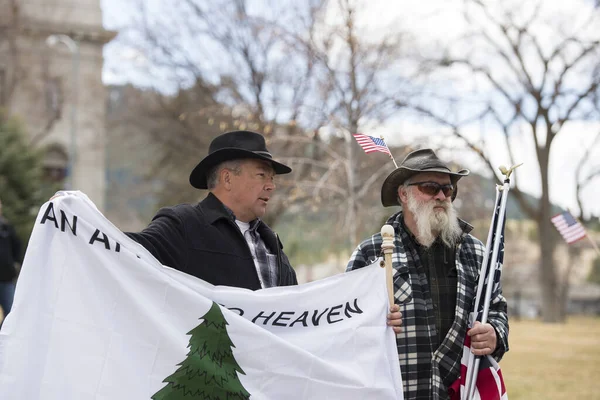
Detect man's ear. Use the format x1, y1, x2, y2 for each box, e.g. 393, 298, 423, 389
221, 169, 232, 190
398, 186, 408, 205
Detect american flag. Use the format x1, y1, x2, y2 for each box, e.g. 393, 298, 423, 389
450, 187, 507, 400
551, 211, 587, 244
352, 134, 391, 155
449, 331, 508, 400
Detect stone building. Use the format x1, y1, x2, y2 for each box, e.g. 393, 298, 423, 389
0, 0, 115, 210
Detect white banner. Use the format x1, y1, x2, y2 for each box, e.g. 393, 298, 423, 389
0, 192, 402, 399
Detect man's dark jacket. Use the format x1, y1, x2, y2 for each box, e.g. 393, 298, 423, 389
126, 193, 297, 290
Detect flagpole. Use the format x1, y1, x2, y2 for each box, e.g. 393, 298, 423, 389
462, 187, 501, 400
381, 224, 395, 306
379, 136, 398, 168
587, 237, 600, 258
466, 181, 510, 400
465, 163, 521, 400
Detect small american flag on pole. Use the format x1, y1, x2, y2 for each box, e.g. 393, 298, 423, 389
550, 211, 587, 244
352, 134, 391, 155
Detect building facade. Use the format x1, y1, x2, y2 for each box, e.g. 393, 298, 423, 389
0, 0, 115, 210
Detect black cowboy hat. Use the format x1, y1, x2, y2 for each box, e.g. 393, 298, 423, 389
189, 130, 292, 189
381, 148, 470, 207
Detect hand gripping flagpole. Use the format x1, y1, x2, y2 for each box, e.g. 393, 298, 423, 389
463, 163, 521, 400
381, 225, 395, 306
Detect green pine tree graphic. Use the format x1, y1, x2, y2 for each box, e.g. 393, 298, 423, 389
152, 302, 251, 399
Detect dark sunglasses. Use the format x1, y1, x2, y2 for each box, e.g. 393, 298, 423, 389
407, 181, 454, 197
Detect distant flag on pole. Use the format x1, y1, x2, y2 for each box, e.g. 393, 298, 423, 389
352, 134, 398, 168
352, 134, 391, 155
551, 211, 587, 244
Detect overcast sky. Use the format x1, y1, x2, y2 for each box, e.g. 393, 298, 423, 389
100, 0, 600, 218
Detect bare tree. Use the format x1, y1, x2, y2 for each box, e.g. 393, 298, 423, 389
284, 0, 410, 246
411, 0, 600, 322
118, 0, 330, 225
118, 0, 413, 247
576, 132, 600, 223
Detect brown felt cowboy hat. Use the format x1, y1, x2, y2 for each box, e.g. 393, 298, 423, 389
189, 130, 292, 189
381, 148, 470, 207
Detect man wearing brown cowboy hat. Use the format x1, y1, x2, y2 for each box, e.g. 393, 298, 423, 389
346, 149, 509, 400
127, 130, 297, 290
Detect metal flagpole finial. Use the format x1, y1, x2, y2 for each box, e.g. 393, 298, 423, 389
380, 135, 399, 168
498, 163, 523, 180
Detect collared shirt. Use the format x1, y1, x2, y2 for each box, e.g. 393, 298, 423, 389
416, 241, 458, 351
234, 219, 278, 289
400, 217, 458, 355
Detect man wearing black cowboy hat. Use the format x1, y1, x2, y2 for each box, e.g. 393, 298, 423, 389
346, 149, 509, 400
127, 130, 297, 290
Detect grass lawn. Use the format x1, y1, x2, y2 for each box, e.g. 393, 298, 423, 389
501, 316, 600, 400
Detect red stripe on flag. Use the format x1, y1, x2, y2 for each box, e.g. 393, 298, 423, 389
352, 134, 392, 155
551, 212, 587, 244
450, 327, 507, 400
477, 367, 502, 400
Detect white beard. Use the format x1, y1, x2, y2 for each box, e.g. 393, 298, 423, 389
406, 191, 462, 248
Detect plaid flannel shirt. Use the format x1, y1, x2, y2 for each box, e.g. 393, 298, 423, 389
247, 219, 278, 288
346, 211, 509, 400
